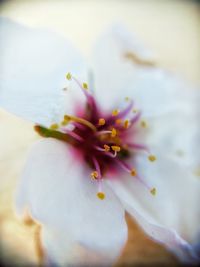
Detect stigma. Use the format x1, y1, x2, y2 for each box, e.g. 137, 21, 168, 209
35, 73, 157, 200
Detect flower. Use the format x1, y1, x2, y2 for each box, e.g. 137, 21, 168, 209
0, 17, 200, 265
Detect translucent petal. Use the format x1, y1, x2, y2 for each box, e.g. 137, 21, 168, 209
91, 24, 193, 116
0, 17, 88, 127
42, 227, 122, 266
146, 100, 200, 172
108, 152, 200, 262
16, 138, 127, 261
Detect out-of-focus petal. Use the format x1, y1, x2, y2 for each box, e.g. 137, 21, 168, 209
91, 24, 193, 116
108, 152, 200, 262
42, 227, 122, 266
0, 17, 88, 127
16, 138, 127, 262
146, 99, 200, 172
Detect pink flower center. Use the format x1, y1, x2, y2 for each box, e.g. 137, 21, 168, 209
35, 73, 156, 200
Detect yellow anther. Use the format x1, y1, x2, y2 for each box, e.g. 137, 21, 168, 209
66, 72, 72, 80
50, 123, 59, 130
98, 118, 106, 126
97, 192, 105, 200
64, 114, 96, 132
124, 119, 129, 129
150, 188, 156, 196
111, 145, 121, 152
148, 155, 156, 162
140, 120, 147, 128
82, 82, 88, 90
115, 119, 122, 125
112, 109, 119, 116
125, 97, 130, 102
64, 114, 71, 121
111, 128, 117, 138
61, 120, 68, 126
91, 171, 98, 179
130, 168, 137, 176
103, 144, 110, 152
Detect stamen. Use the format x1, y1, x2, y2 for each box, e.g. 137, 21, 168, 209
82, 82, 88, 90
115, 119, 122, 125
34, 125, 74, 143
92, 157, 102, 178
117, 100, 134, 119
140, 120, 148, 128
98, 118, 106, 126
111, 145, 121, 152
91, 171, 98, 179
94, 145, 116, 158
112, 109, 120, 116
61, 120, 68, 126
116, 159, 134, 173
104, 144, 110, 152
96, 130, 112, 136
148, 154, 156, 162
116, 160, 155, 195
66, 73, 97, 111
50, 123, 59, 130
66, 72, 72, 80
150, 187, 156, 196
130, 168, 137, 176
111, 128, 117, 138
125, 97, 130, 102
127, 143, 149, 152
130, 111, 141, 125
124, 119, 129, 129
97, 192, 105, 200
64, 130, 84, 142
64, 115, 96, 132
92, 157, 106, 200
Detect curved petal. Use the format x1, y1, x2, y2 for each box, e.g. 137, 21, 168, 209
16, 138, 127, 263
0, 17, 88, 127
91, 24, 194, 116
108, 152, 200, 262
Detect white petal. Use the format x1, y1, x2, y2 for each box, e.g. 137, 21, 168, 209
91, 24, 193, 116
108, 152, 200, 262
16, 138, 127, 262
146, 103, 200, 172
0, 17, 88, 127
42, 227, 121, 266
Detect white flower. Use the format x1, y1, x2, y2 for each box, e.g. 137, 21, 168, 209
0, 17, 200, 266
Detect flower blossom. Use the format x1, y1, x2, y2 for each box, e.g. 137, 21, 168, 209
0, 17, 200, 266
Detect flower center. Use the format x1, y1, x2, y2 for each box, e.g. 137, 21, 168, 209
35, 73, 156, 200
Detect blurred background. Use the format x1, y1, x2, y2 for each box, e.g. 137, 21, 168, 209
0, 0, 200, 266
